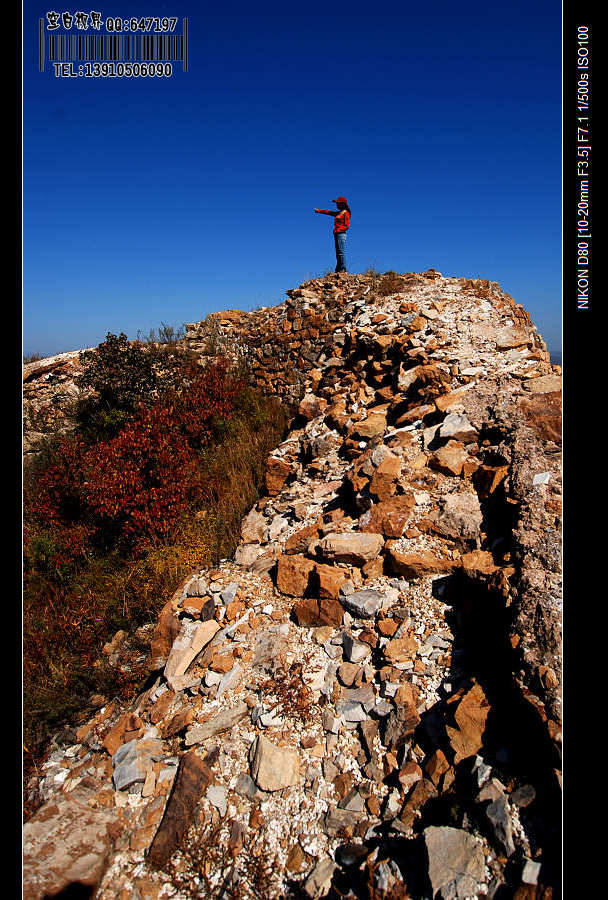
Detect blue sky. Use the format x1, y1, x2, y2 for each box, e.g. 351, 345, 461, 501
23, 1, 562, 356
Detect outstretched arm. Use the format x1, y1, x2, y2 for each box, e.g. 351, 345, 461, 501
314, 208, 338, 216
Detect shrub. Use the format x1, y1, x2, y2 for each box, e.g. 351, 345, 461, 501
137, 321, 186, 345
377, 271, 408, 295
26, 360, 246, 563
23, 351, 45, 364
75, 331, 194, 442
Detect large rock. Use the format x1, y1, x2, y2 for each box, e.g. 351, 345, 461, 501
312, 562, 349, 599
148, 750, 215, 869
446, 681, 491, 764
430, 441, 468, 477
164, 620, 220, 691
369, 454, 402, 501
381, 683, 420, 750
304, 857, 337, 898
523, 374, 561, 394
292, 595, 345, 627
460, 549, 498, 577
265, 455, 292, 495
185, 702, 250, 746
340, 588, 386, 619
360, 495, 414, 538
249, 735, 301, 791
385, 545, 457, 579
112, 737, 164, 791
241, 508, 267, 542
423, 825, 486, 899
438, 413, 478, 444
149, 600, 182, 670
437, 492, 483, 542
495, 326, 530, 350
317, 532, 385, 566
350, 413, 387, 440
23, 783, 116, 900
276, 553, 315, 597
383, 633, 419, 665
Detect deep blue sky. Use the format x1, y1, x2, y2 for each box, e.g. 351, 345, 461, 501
23, 1, 562, 356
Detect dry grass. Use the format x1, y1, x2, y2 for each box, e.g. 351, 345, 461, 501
376, 272, 408, 296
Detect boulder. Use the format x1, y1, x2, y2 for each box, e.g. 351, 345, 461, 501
265, 455, 292, 495
495, 326, 529, 350
276, 553, 316, 597
460, 549, 498, 577
350, 413, 387, 440
383, 633, 418, 664
438, 413, 478, 444
312, 562, 349, 599
292, 595, 344, 627
437, 492, 483, 542
241, 508, 267, 542
340, 588, 386, 619
148, 750, 215, 869
369, 454, 402, 501
361, 495, 414, 538
385, 545, 457, 579
164, 620, 220, 691
430, 440, 468, 477
317, 532, 385, 566
149, 600, 182, 670
381, 683, 420, 750
523, 374, 561, 394
446, 681, 491, 764
185, 702, 250, 746
23, 783, 116, 900
423, 825, 486, 899
249, 735, 301, 791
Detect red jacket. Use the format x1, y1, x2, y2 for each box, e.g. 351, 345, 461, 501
316, 208, 351, 234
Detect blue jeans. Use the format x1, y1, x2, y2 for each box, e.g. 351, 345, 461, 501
334, 232, 347, 272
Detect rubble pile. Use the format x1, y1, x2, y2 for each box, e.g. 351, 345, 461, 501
23, 270, 561, 899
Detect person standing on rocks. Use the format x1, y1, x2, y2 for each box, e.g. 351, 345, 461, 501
314, 196, 351, 273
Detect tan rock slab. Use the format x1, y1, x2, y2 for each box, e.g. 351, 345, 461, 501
349, 413, 387, 440
164, 619, 220, 691
523, 374, 561, 393
384, 633, 419, 664
23, 784, 116, 900
385, 545, 457, 579
185, 702, 249, 746
430, 440, 468, 476
265, 456, 292, 495
460, 549, 498, 576
369, 454, 402, 501
317, 532, 385, 566
312, 563, 349, 599
361, 494, 414, 538
249, 734, 301, 791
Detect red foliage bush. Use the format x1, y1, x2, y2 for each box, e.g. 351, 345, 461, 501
25, 361, 246, 573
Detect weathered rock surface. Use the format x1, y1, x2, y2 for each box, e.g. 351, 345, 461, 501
424, 825, 486, 899
23, 782, 116, 900
249, 734, 301, 791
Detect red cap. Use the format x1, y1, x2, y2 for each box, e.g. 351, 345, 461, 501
334, 196, 348, 204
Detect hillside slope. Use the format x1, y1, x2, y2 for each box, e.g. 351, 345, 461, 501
23, 270, 562, 899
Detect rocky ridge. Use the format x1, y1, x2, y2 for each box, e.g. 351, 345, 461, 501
23, 270, 562, 899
